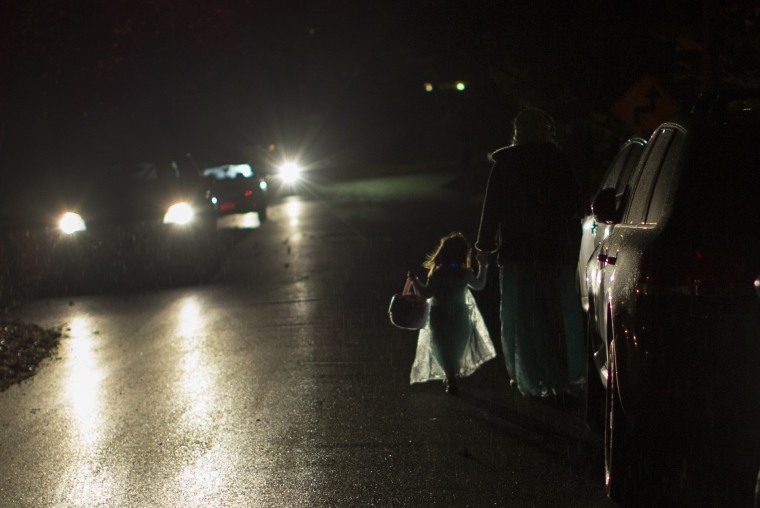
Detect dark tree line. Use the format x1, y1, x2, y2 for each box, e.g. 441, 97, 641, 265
0, 0, 757, 180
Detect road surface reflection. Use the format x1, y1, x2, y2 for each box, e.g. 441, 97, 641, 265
176, 296, 214, 427
167, 295, 235, 504
216, 212, 262, 230
285, 198, 302, 228
65, 316, 104, 446
60, 314, 115, 505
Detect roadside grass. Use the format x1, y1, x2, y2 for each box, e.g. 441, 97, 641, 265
0, 320, 62, 392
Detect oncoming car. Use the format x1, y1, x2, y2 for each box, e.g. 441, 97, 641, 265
0, 157, 217, 293
203, 163, 269, 220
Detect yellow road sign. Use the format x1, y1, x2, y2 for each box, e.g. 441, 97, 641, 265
612, 75, 680, 135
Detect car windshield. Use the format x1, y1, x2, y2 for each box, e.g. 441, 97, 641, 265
107, 161, 181, 184
203, 164, 253, 180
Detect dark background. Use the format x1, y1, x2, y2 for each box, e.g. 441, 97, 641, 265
0, 0, 758, 193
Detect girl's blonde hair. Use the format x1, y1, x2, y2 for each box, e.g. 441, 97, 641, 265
422, 232, 472, 276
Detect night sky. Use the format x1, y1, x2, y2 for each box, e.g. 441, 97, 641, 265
0, 1, 756, 177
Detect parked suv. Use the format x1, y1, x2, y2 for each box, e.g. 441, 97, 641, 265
577, 137, 646, 314
585, 90, 760, 506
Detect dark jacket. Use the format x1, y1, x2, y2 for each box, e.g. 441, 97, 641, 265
476, 142, 582, 265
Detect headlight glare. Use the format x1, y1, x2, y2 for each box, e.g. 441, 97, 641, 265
59, 212, 86, 234
278, 161, 301, 184
164, 202, 195, 225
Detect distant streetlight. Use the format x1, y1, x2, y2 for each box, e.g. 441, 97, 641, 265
423, 81, 467, 92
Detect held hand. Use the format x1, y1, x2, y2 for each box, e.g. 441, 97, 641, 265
476, 250, 489, 265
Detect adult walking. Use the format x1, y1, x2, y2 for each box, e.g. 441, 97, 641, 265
475, 107, 584, 398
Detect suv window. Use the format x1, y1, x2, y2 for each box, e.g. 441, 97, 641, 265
625, 128, 679, 225
600, 141, 644, 191
601, 146, 629, 189
613, 142, 645, 196
610, 141, 645, 214
645, 131, 684, 224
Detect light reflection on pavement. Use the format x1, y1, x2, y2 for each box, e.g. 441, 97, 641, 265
285, 199, 302, 228
65, 316, 103, 447
216, 211, 262, 230
175, 296, 214, 427
60, 314, 115, 506
166, 295, 235, 506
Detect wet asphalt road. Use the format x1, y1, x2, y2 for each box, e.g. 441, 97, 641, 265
0, 166, 617, 507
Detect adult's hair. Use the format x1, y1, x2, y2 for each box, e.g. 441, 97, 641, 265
511, 107, 556, 145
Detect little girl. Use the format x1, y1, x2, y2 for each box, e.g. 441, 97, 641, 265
408, 232, 495, 394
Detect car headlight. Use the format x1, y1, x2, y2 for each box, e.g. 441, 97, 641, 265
163, 202, 195, 225
59, 212, 87, 234
278, 161, 301, 184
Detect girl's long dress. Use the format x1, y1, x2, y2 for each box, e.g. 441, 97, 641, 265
410, 272, 495, 384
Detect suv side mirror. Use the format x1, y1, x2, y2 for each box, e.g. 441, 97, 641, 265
592, 187, 618, 224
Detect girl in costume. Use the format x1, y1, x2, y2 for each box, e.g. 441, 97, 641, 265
408, 232, 495, 394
